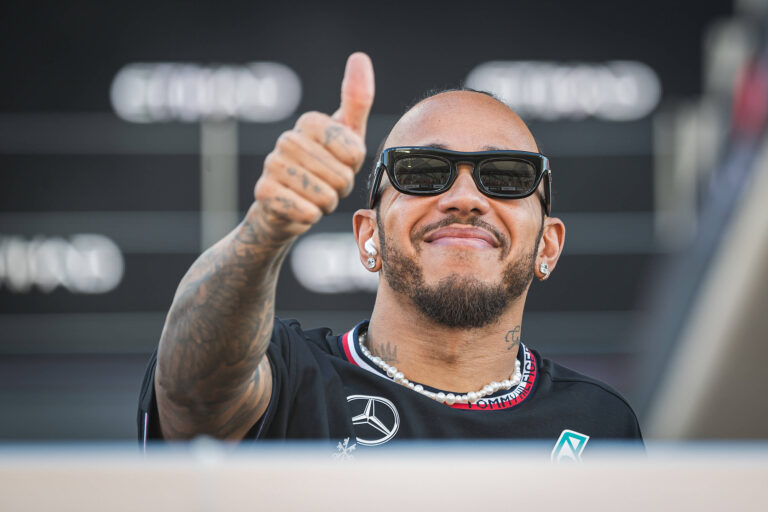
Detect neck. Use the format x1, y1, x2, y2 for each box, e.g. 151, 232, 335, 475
366, 282, 526, 393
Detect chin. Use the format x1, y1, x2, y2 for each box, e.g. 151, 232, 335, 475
422, 269, 496, 287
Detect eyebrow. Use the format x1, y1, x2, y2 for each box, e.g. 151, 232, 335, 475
423, 142, 508, 151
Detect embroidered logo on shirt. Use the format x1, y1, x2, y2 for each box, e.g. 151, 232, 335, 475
347, 394, 400, 446
551, 429, 590, 462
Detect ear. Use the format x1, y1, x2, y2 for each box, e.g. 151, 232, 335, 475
535, 216, 565, 281
353, 208, 380, 272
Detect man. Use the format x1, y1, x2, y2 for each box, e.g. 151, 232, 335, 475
139, 52, 642, 453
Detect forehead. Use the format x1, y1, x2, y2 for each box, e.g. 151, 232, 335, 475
385, 91, 538, 153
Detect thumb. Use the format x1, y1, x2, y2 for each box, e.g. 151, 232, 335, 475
332, 52, 375, 139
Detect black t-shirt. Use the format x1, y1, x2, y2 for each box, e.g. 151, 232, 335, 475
139, 318, 642, 457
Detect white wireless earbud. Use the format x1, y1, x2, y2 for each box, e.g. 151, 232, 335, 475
364, 237, 378, 270
364, 237, 377, 257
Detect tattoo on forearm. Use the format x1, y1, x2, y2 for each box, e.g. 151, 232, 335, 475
371, 341, 399, 364
156, 205, 290, 439
505, 326, 521, 351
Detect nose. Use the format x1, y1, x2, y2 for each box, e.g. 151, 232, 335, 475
436, 164, 490, 215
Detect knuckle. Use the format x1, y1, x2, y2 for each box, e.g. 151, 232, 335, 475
276, 130, 300, 151
320, 192, 339, 213
296, 111, 324, 129
262, 151, 280, 171
253, 177, 275, 203
349, 142, 366, 165
336, 171, 355, 197
297, 204, 320, 224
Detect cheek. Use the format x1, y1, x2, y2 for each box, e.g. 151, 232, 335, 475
382, 195, 434, 239
498, 201, 543, 249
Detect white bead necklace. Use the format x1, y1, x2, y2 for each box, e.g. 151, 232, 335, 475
358, 331, 522, 405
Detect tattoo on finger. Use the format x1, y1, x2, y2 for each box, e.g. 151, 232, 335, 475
275, 196, 298, 211
324, 125, 352, 147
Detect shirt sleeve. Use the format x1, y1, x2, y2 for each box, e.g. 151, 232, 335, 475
137, 348, 161, 448
136, 317, 317, 446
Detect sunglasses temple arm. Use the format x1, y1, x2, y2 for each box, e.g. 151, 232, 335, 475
368, 163, 385, 209
545, 170, 552, 215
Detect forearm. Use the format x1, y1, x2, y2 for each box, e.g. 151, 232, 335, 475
155, 202, 291, 438
153, 53, 373, 439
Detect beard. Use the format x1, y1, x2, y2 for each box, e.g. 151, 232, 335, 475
378, 216, 541, 329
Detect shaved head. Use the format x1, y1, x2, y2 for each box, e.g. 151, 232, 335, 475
385, 89, 538, 152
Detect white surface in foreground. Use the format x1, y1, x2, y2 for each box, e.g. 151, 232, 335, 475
0, 442, 766, 511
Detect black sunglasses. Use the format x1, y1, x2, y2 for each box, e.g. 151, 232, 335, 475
369, 147, 552, 215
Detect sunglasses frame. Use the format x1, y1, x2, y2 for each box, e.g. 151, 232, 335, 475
369, 146, 551, 215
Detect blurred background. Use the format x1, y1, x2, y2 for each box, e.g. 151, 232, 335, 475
1, 0, 766, 441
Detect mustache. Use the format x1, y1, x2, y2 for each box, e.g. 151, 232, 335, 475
411, 215, 510, 254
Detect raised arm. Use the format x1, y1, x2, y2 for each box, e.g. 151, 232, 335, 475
154, 53, 375, 440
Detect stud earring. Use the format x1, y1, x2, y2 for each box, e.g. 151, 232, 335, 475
539, 262, 550, 280
367, 257, 377, 269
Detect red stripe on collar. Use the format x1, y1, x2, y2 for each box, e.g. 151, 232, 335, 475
340, 324, 538, 411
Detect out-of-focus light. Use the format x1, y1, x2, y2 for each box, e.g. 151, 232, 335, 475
0, 234, 124, 294
110, 62, 302, 123
466, 61, 662, 121
290, 233, 378, 294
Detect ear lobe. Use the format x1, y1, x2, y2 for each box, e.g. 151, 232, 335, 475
536, 216, 565, 280
353, 208, 380, 272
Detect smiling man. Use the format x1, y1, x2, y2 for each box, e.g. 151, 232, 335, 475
139, 53, 642, 453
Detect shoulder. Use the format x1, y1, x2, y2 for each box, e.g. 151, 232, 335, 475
270, 317, 337, 353
532, 349, 643, 439
538, 354, 633, 408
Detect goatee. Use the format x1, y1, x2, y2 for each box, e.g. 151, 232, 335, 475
379, 218, 539, 329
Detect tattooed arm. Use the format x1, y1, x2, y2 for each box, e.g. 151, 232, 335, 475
154, 53, 375, 440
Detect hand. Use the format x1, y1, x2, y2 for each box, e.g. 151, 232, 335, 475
254, 52, 375, 240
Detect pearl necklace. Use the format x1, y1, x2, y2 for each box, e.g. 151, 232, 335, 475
358, 331, 522, 405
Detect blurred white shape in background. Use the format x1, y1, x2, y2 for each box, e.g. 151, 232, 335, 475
466, 61, 662, 121
0, 234, 124, 294
110, 62, 302, 123
290, 233, 378, 294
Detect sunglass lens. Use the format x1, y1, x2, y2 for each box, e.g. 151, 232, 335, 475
393, 157, 452, 192
478, 159, 536, 195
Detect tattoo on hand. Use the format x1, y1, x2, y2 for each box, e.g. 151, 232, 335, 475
505, 326, 521, 351
371, 341, 399, 364
324, 125, 352, 147
275, 196, 297, 210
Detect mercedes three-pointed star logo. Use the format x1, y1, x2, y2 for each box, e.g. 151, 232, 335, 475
347, 395, 400, 446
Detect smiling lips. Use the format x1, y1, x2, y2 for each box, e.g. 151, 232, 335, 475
423, 226, 500, 249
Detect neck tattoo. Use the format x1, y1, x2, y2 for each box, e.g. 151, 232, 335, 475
358, 331, 522, 405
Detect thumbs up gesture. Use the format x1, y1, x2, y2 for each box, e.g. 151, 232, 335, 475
254, 53, 375, 240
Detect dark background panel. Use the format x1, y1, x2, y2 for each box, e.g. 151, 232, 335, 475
1, 155, 200, 212
0, 1, 731, 112
0, 253, 194, 313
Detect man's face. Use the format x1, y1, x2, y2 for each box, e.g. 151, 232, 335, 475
375, 91, 544, 328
